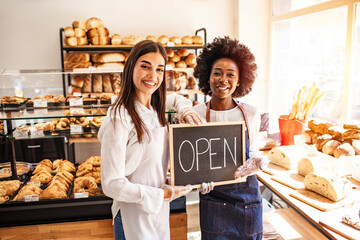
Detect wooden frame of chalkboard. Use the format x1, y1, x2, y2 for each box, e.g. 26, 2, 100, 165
169, 121, 246, 188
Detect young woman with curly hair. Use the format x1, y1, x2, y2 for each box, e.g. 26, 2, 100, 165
193, 36, 268, 240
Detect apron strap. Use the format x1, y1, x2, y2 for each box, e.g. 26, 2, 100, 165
206, 100, 250, 141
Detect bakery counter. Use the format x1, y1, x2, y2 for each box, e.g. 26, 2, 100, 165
257, 169, 360, 240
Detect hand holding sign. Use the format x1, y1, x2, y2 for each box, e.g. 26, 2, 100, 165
234, 156, 269, 179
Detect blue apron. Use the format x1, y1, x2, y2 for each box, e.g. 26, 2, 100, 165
199, 101, 263, 240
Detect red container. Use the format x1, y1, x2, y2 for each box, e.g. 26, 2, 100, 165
278, 115, 306, 145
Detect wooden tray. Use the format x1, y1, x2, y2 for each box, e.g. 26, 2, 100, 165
270, 169, 304, 190
290, 188, 359, 212
262, 163, 290, 176
319, 217, 360, 240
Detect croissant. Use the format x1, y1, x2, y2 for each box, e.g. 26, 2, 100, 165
38, 159, 53, 169
13, 184, 43, 201
0, 180, 21, 196
40, 181, 68, 199
33, 164, 52, 174
30, 170, 53, 185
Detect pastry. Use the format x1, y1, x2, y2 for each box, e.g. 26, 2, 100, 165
322, 139, 341, 156
352, 140, 360, 155
342, 129, 360, 140
315, 134, 332, 151
303, 130, 316, 144
334, 143, 355, 158
308, 119, 333, 135
74, 176, 99, 196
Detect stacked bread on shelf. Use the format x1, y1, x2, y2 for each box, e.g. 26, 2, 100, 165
303, 119, 360, 158
63, 20, 88, 46
74, 156, 101, 196
166, 48, 196, 69
68, 72, 121, 94
91, 52, 126, 68
64, 52, 92, 69
0, 120, 4, 133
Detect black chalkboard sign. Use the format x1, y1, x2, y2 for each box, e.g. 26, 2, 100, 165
169, 121, 246, 188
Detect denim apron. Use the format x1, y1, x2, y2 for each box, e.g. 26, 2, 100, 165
199, 101, 263, 240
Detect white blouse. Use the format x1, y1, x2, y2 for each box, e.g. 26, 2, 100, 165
193, 101, 262, 159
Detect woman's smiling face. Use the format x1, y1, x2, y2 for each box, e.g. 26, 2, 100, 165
133, 52, 165, 100
209, 58, 239, 100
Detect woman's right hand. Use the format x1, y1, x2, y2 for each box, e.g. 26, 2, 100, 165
161, 184, 193, 201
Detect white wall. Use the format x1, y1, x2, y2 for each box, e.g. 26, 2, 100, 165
0, 0, 237, 69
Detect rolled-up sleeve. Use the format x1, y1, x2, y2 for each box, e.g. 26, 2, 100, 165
98, 110, 164, 215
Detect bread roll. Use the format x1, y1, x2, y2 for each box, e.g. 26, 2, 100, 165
297, 157, 327, 177
85, 17, 103, 30
166, 61, 175, 69
192, 35, 203, 45
170, 53, 181, 63
322, 140, 341, 156
121, 35, 139, 45
72, 20, 85, 29
64, 27, 75, 38
74, 28, 86, 37
308, 119, 333, 134
187, 76, 197, 89
177, 49, 189, 57
97, 53, 125, 63
102, 74, 113, 92
176, 60, 187, 69
64, 53, 90, 62
188, 63, 197, 68
169, 36, 181, 45
96, 62, 124, 68
97, 27, 109, 36
334, 143, 355, 158
91, 53, 100, 63
77, 37, 88, 46
157, 35, 169, 45
92, 74, 103, 93
82, 74, 92, 93
111, 34, 121, 45
315, 134, 332, 151
304, 172, 351, 202
342, 129, 360, 140
268, 146, 308, 170
64, 61, 92, 69
99, 36, 111, 45
344, 122, 360, 130
90, 36, 99, 45
68, 85, 82, 94
352, 140, 360, 155
71, 75, 84, 88
311, 133, 321, 145
146, 35, 157, 42
182, 36, 193, 45
87, 28, 99, 38
166, 49, 174, 58
185, 53, 196, 66
303, 130, 316, 144
65, 37, 77, 47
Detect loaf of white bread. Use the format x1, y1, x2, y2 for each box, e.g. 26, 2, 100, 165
268, 146, 308, 170
297, 157, 328, 177
304, 172, 351, 202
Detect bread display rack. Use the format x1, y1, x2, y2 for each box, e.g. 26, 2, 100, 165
0, 69, 185, 227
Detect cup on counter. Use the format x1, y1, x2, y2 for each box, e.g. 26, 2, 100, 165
278, 115, 306, 145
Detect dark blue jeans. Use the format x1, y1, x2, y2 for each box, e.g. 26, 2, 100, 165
114, 210, 126, 240
199, 175, 263, 240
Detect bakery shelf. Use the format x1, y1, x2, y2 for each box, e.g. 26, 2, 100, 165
63, 44, 205, 51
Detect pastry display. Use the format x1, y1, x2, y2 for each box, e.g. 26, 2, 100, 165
0, 162, 32, 179
0, 180, 21, 204
13, 184, 43, 201
73, 176, 99, 196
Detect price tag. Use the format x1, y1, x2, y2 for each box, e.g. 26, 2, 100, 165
34, 108, 48, 116
111, 95, 118, 104
73, 92, 82, 97
167, 42, 175, 47
25, 195, 39, 202
70, 124, 83, 134
34, 99, 48, 108
70, 107, 85, 115
74, 192, 89, 199
27, 181, 41, 187
69, 98, 83, 106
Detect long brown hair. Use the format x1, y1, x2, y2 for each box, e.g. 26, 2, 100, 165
111, 40, 167, 143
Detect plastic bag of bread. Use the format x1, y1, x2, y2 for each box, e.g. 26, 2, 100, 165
268, 145, 308, 170
304, 172, 351, 202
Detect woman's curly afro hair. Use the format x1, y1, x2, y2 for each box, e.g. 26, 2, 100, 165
194, 36, 257, 98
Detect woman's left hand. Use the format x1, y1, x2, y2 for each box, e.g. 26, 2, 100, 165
179, 108, 206, 125
234, 157, 269, 179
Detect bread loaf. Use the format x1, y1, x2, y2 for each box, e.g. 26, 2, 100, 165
157, 35, 169, 45
87, 28, 99, 38
146, 35, 157, 42
82, 74, 92, 93
97, 53, 125, 63
90, 36, 99, 45
92, 74, 103, 93
185, 53, 196, 66
352, 140, 360, 155
322, 139, 341, 156
96, 62, 124, 68
121, 35, 139, 45
344, 122, 360, 130
71, 75, 84, 88
97, 27, 109, 36
99, 36, 111, 45
342, 129, 360, 140
64, 61, 92, 69
111, 34, 121, 45
77, 37, 88, 46
297, 157, 327, 177
334, 143, 355, 158
304, 172, 351, 202
268, 146, 308, 170
170, 54, 180, 63
68, 85, 82, 94
85, 17, 103, 30
303, 130, 316, 144
182, 36, 193, 45
64, 37, 77, 47
91, 54, 100, 63
176, 60, 187, 69
328, 126, 345, 140
102, 74, 113, 92
110, 73, 121, 92
308, 119, 333, 134
64, 53, 90, 62
177, 49, 189, 57
72, 20, 85, 29
74, 28, 86, 37
169, 36, 181, 45
315, 134, 332, 151
64, 27, 75, 37
166, 49, 174, 58
192, 35, 203, 45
